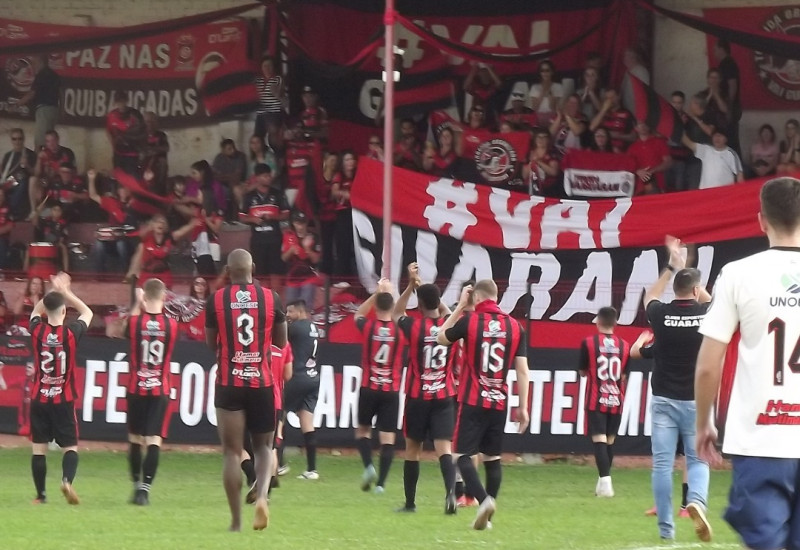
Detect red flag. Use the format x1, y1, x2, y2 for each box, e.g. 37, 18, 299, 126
629, 73, 683, 143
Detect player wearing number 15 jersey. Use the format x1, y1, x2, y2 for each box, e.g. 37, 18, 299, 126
393, 263, 458, 514
438, 280, 530, 531
126, 279, 178, 506
29, 272, 93, 506
354, 279, 403, 494
578, 307, 629, 499
205, 249, 287, 532
697, 177, 800, 550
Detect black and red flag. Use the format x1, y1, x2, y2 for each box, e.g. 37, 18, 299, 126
198, 61, 260, 117
629, 73, 683, 143
395, 55, 455, 119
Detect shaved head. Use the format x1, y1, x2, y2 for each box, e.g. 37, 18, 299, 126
473, 279, 498, 301
227, 249, 254, 282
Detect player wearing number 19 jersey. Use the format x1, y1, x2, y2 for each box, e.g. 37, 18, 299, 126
697, 177, 800, 550
29, 273, 93, 505
354, 281, 403, 494
394, 275, 457, 514
438, 280, 530, 531
205, 249, 287, 532
126, 279, 178, 505
578, 307, 629, 498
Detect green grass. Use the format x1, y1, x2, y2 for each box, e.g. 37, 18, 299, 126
0, 448, 741, 550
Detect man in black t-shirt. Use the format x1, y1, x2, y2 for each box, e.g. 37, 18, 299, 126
284, 300, 320, 480
16, 54, 60, 149
714, 39, 741, 154
642, 235, 712, 542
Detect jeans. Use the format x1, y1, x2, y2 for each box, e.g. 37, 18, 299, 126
91, 239, 133, 273
651, 395, 710, 539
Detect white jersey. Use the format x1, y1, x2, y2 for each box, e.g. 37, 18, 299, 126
700, 248, 800, 458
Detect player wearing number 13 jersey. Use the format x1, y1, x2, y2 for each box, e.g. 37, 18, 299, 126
438, 280, 530, 531
126, 279, 178, 506
28, 273, 93, 506
354, 281, 403, 494
578, 307, 629, 499
205, 249, 287, 532
393, 272, 459, 515
696, 177, 800, 550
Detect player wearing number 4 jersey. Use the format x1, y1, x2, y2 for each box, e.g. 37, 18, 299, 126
205, 249, 287, 532
438, 280, 530, 531
696, 177, 800, 550
393, 263, 457, 514
126, 279, 178, 506
578, 306, 630, 499
354, 279, 403, 494
28, 272, 93, 505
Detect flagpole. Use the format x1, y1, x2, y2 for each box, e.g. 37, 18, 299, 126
381, 0, 395, 280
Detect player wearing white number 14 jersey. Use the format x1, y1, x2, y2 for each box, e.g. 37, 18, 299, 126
697, 177, 800, 550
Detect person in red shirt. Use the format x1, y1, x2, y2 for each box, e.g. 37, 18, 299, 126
433, 127, 458, 176
126, 279, 178, 505
393, 119, 421, 171
464, 63, 501, 119
523, 131, 560, 197
107, 90, 146, 178
181, 276, 210, 342
124, 213, 196, 289
28, 272, 93, 505
501, 91, 538, 130
29, 131, 76, 220
331, 152, 357, 278
87, 169, 136, 273
590, 89, 636, 153
281, 210, 321, 308
142, 112, 170, 196
628, 121, 673, 195
13, 276, 45, 330
295, 86, 329, 143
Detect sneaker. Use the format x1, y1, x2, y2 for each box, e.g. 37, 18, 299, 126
361, 464, 377, 492
456, 495, 469, 507
133, 489, 149, 506
60, 481, 80, 505
32, 496, 47, 504
679, 507, 691, 519
297, 470, 319, 480
644, 506, 657, 516
373, 485, 385, 495
277, 464, 290, 476
686, 502, 713, 542
445, 490, 457, 515
253, 497, 269, 531
595, 477, 602, 496
245, 481, 257, 504
395, 505, 416, 513
461, 496, 479, 507
596, 476, 614, 498
472, 496, 496, 531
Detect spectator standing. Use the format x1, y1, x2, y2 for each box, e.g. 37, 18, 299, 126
30, 201, 69, 273
749, 124, 779, 177
500, 91, 538, 130
317, 153, 339, 275
433, 127, 457, 176
13, 276, 45, 330
366, 136, 384, 162
549, 94, 587, 159
212, 139, 248, 220
628, 121, 672, 195
590, 127, 613, 153
621, 47, 650, 112
281, 210, 320, 308
0, 189, 12, 270
30, 131, 75, 219
239, 164, 290, 292
529, 60, 563, 123
142, 112, 169, 196
254, 55, 285, 142
106, 91, 146, 178
577, 67, 604, 119
87, 169, 136, 273
124, 213, 197, 289
394, 119, 422, 170
682, 130, 744, 190
778, 119, 800, 174
523, 131, 560, 197
248, 135, 278, 179
297, 86, 329, 144
189, 160, 227, 219
641, 236, 712, 543
713, 39, 741, 154
2, 128, 36, 220
464, 63, 501, 121
590, 90, 635, 153
331, 152, 357, 278
682, 94, 718, 190
16, 54, 60, 150
700, 69, 730, 138
182, 277, 210, 342
666, 92, 692, 192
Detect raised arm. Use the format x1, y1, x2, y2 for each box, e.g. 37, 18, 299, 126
86, 169, 102, 205
630, 330, 653, 360
392, 263, 421, 322
50, 272, 93, 326
644, 235, 685, 308
437, 285, 472, 346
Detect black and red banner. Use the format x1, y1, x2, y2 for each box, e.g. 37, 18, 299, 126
0, 335, 660, 454
0, 17, 253, 128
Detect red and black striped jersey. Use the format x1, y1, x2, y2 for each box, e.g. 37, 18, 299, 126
355, 317, 403, 393
271, 343, 292, 411
445, 311, 525, 411
398, 315, 456, 400
30, 317, 87, 404
579, 333, 630, 414
206, 284, 285, 389
128, 312, 178, 397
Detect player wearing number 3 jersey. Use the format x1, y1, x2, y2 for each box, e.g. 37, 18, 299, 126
205, 249, 287, 532
354, 280, 403, 494
28, 272, 93, 506
696, 177, 800, 550
126, 279, 178, 506
438, 279, 530, 531
393, 263, 458, 514
578, 306, 630, 499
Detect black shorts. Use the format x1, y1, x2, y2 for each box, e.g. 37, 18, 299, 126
404, 397, 455, 442
357, 388, 399, 433
127, 394, 170, 438
453, 403, 505, 457
215, 385, 276, 434
283, 379, 319, 414
30, 401, 78, 447
251, 232, 285, 276
586, 410, 622, 438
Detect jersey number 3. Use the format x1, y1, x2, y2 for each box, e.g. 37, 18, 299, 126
237, 313, 254, 346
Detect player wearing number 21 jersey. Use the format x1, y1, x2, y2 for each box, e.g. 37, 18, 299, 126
696, 178, 800, 550
393, 265, 458, 514
126, 279, 178, 505
438, 280, 530, 531
354, 280, 403, 495
28, 272, 93, 506
578, 306, 629, 499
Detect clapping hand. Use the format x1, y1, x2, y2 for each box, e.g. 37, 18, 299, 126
407, 262, 421, 290
665, 234, 686, 270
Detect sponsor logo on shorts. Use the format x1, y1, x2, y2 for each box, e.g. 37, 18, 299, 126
423, 381, 446, 392
40, 386, 63, 397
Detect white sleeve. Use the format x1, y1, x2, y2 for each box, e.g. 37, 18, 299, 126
694, 143, 709, 161
731, 150, 743, 174
551, 83, 564, 98
699, 266, 739, 344
529, 84, 542, 99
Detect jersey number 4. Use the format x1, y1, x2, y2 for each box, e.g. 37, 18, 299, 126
769, 318, 800, 385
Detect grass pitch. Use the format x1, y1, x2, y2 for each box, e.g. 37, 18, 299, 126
0, 448, 741, 549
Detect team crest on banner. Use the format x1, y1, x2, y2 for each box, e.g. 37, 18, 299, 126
754, 8, 800, 102
475, 138, 518, 184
